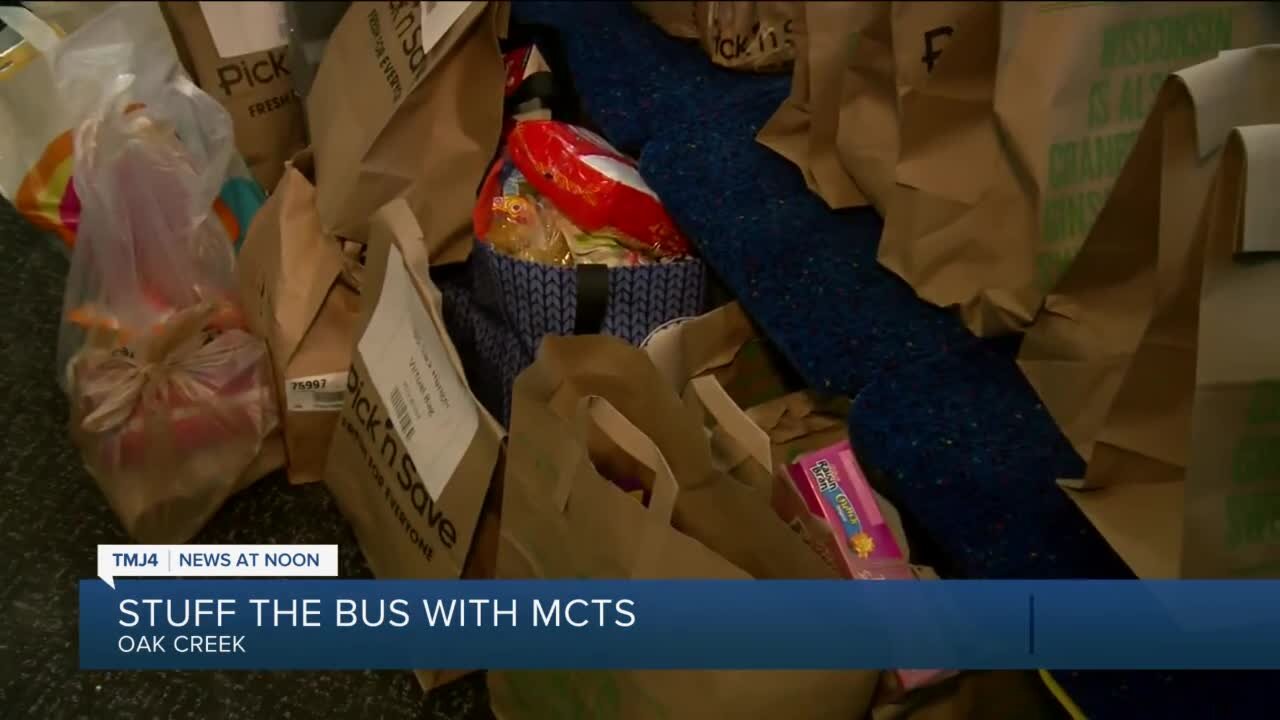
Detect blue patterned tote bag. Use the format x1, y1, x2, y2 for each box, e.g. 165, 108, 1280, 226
440, 247, 707, 425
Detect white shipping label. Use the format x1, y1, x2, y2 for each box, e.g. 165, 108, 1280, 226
199, 1, 288, 59
285, 372, 349, 413
421, 2, 478, 57
357, 245, 478, 500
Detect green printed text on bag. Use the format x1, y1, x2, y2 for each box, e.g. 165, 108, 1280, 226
1034, 4, 1240, 288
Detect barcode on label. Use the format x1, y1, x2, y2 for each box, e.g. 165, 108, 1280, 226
390, 387, 416, 441
315, 391, 344, 404
285, 371, 349, 413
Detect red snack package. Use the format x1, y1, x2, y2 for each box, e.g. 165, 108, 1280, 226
506, 120, 691, 258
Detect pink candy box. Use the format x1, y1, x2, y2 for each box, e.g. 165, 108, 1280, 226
786, 440, 906, 575
895, 669, 958, 692
786, 440, 954, 691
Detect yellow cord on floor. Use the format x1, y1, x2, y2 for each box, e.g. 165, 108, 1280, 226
1039, 670, 1087, 720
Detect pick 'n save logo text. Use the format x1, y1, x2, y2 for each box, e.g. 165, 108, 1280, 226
215, 47, 291, 96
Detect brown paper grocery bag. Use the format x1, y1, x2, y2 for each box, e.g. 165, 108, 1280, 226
307, 1, 506, 263
644, 303, 912, 572
883, 2, 1280, 337
239, 152, 362, 485
756, 15, 815, 189
1063, 124, 1280, 579
633, 1, 698, 39
878, 0, 1004, 336
489, 335, 879, 719
815, 1, 892, 212
758, 2, 979, 212
757, 2, 880, 209
322, 198, 503, 688
635, 1, 800, 73
1020, 47, 1280, 479
522, 334, 839, 582
641, 302, 841, 480
1180, 124, 1280, 578
161, 2, 306, 191
832, 3, 983, 213
643, 302, 797, 411
801, 2, 884, 210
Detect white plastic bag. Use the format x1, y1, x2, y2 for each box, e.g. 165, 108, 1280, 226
0, 2, 263, 254
51, 10, 278, 543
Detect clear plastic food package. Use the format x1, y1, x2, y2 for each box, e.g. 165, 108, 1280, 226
506, 120, 692, 259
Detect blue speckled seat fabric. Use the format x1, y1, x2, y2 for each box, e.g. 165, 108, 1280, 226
506, 1, 1280, 717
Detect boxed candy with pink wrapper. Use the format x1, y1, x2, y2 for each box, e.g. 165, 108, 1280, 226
784, 440, 956, 691
785, 440, 907, 576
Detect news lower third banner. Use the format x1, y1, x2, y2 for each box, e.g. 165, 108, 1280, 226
81, 576, 1280, 670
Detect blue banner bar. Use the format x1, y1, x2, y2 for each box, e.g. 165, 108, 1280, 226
79, 580, 1280, 670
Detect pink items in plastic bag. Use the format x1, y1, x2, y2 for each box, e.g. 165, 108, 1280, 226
58, 68, 277, 544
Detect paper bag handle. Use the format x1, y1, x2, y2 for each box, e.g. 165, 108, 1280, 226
0, 7, 61, 55
685, 375, 773, 472
1236, 124, 1280, 254
373, 199, 429, 273
554, 395, 679, 528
